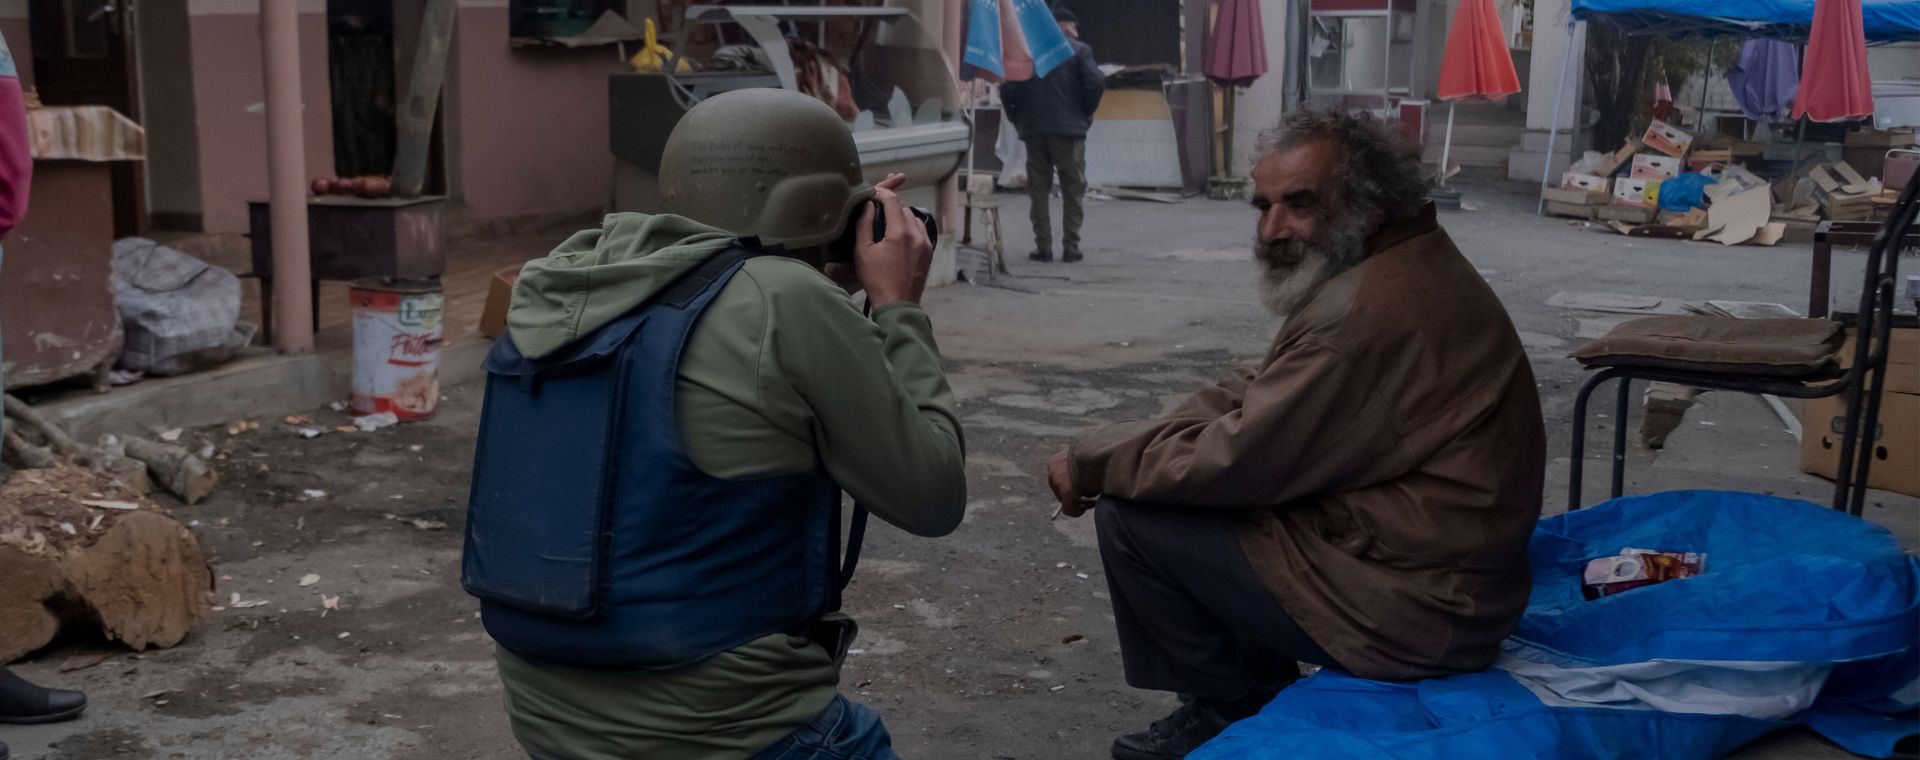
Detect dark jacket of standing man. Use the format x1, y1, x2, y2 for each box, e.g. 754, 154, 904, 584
1000, 7, 1103, 263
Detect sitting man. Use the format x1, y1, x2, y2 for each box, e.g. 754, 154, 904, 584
463, 89, 966, 760
1047, 109, 1546, 760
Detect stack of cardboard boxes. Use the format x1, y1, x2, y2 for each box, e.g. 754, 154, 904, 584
1543, 139, 1643, 222
1542, 120, 1703, 227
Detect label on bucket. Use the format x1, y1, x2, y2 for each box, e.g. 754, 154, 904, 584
350, 286, 444, 420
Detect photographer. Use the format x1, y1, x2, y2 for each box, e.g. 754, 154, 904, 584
466, 89, 965, 760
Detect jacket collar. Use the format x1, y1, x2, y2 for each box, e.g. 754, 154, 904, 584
1365, 203, 1439, 257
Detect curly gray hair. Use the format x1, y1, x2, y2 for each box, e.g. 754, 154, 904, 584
1255, 109, 1429, 223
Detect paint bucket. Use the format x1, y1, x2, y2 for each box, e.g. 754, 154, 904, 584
349, 278, 444, 421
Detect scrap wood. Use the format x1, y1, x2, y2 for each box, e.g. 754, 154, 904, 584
4, 431, 59, 470
3, 394, 79, 457
123, 436, 217, 505
0, 463, 213, 662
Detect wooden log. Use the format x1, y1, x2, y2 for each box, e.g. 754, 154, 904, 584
0, 464, 212, 661
122, 436, 217, 505
77, 446, 153, 497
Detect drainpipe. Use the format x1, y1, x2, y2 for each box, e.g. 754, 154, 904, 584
938, 0, 962, 234
262, 0, 313, 353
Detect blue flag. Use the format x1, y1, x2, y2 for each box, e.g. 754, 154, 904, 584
1014, 0, 1075, 79
962, 0, 1004, 80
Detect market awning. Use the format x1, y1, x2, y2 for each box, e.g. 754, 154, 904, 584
1571, 0, 1920, 42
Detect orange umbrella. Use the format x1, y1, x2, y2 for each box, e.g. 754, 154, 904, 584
1435, 0, 1521, 185
1793, 0, 1875, 122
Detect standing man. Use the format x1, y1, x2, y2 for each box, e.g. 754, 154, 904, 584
1001, 7, 1104, 263
0, 30, 90, 760
464, 89, 966, 760
1047, 110, 1545, 760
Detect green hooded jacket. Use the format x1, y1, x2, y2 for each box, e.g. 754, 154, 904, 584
495, 213, 967, 759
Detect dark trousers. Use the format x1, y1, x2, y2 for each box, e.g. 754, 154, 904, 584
1023, 136, 1087, 255
1095, 497, 1339, 702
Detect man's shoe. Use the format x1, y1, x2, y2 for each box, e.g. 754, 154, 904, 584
0, 668, 87, 724
1027, 250, 1054, 263
1062, 250, 1084, 263
2, 739, 10, 760
1110, 699, 1234, 760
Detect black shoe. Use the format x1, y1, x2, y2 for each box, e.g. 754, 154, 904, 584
1110, 698, 1235, 760
2, 739, 9, 760
0, 668, 87, 725
1028, 250, 1054, 262
1063, 250, 1084, 263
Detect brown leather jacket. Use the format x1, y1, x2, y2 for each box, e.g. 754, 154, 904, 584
1070, 204, 1546, 680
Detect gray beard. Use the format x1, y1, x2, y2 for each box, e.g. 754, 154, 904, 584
1255, 211, 1376, 317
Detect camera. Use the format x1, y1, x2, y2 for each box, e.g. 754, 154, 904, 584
826, 201, 940, 264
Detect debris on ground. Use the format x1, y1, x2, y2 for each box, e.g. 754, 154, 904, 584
382, 513, 446, 531
353, 412, 399, 432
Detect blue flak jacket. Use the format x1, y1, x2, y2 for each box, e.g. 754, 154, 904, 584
460, 247, 844, 670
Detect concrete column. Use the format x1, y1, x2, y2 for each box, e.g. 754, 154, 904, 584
261, 0, 313, 352
1507, 0, 1585, 182
1228, 0, 1293, 178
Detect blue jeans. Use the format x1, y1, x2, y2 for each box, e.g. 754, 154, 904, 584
753, 694, 900, 760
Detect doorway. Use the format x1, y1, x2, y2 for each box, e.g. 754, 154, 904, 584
29, 0, 145, 238
328, 0, 397, 178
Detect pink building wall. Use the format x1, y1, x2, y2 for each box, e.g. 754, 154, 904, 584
448, 4, 624, 222
188, 0, 336, 234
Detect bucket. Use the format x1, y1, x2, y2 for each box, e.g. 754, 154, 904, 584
349, 278, 443, 421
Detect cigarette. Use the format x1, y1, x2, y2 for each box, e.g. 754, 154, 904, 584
1049, 505, 1063, 521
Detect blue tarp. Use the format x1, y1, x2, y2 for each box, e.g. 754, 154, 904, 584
1192, 491, 1920, 760
1659, 172, 1718, 210
1573, 0, 1920, 43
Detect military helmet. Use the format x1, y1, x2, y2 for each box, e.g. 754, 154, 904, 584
659, 89, 873, 249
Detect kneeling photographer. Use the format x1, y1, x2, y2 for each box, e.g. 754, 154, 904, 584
462, 88, 966, 760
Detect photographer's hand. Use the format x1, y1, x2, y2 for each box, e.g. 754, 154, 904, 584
855, 178, 932, 307
825, 174, 905, 295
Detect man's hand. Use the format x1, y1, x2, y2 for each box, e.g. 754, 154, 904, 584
853, 175, 932, 308
1048, 449, 1096, 519
825, 174, 905, 294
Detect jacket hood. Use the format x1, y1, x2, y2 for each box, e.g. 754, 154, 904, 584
505, 213, 736, 359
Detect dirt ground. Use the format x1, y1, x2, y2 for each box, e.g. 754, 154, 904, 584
3, 184, 1914, 759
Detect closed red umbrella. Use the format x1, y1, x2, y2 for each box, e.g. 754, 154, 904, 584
1435, 0, 1520, 185
1793, 0, 1875, 122
1206, 0, 1268, 87
1206, 0, 1267, 178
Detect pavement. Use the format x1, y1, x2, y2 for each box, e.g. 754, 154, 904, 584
1, 182, 1913, 759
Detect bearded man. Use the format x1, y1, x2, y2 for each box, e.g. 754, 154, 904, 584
1046, 110, 1546, 760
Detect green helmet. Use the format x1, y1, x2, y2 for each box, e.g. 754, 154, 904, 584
659, 88, 873, 249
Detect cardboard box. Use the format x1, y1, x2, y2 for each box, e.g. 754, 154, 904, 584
1631, 154, 1682, 180
1642, 119, 1694, 158
1688, 148, 1733, 165
1614, 177, 1660, 208
1542, 186, 1611, 205
1811, 161, 1877, 221
1562, 173, 1611, 193
479, 265, 522, 339
1801, 390, 1920, 497
1546, 200, 1598, 219
1840, 327, 1920, 396
1595, 203, 1657, 224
